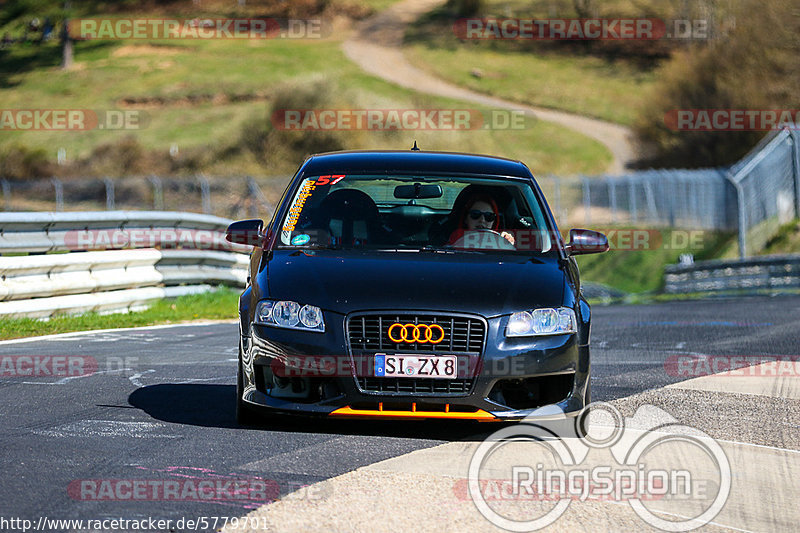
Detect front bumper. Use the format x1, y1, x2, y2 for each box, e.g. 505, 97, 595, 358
240, 311, 589, 422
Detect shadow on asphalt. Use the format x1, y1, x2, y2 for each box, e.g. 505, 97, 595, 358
128, 384, 500, 442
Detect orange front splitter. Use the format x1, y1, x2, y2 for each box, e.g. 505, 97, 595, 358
329, 403, 496, 421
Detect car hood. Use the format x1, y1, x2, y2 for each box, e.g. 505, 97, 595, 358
262, 250, 566, 317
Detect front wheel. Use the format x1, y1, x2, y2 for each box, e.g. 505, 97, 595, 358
236, 338, 259, 426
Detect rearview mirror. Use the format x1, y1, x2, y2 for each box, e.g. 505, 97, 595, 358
394, 183, 443, 200
225, 219, 264, 246
565, 228, 609, 255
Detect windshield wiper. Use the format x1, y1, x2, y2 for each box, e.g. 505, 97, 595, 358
375, 245, 480, 254
281, 243, 340, 251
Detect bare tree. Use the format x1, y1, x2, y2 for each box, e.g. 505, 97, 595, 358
60, 19, 73, 70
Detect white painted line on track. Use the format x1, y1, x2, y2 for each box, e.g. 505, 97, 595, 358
0, 320, 237, 346
33, 420, 180, 439
223, 365, 799, 533
129, 369, 155, 388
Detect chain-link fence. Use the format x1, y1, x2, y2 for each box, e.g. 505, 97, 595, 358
539, 169, 737, 231
727, 128, 800, 257
2, 128, 798, 258
0, 175, 282, 220
540, 128, 799, 258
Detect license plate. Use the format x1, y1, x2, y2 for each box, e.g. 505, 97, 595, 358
374, 354, 457, 379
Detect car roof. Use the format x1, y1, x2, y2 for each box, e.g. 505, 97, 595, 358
299, 150, 533, 178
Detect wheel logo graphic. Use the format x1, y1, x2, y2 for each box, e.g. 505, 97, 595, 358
387, 323, 446, 344
467, 402, 732, 532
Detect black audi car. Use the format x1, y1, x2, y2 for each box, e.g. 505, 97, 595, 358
227, 150, 608, 424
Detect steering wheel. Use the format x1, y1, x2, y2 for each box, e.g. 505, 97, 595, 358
451, 229, 516, 250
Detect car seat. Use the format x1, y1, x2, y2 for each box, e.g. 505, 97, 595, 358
315, 189, 387, 247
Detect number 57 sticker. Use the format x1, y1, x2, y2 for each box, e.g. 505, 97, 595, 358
315, 175, 345, 186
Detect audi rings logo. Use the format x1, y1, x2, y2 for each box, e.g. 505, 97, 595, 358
387, 323, 446, 344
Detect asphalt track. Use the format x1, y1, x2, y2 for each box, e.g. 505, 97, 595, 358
0, 296, 798, 532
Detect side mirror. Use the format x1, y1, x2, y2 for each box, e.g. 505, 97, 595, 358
565, 228, 609, 255
225, 219, 264, 246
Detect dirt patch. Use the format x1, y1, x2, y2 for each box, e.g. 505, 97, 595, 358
117, 92, 270, 109
112, 44, 185, 57
342, 0, 637, 173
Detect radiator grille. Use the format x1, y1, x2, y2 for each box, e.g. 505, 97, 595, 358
355, 376, 473, 395
347, 313, 485, 396
347, 314, 485, 354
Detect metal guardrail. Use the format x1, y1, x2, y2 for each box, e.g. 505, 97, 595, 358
0, 211, 250, 318
664, 255, 800, 294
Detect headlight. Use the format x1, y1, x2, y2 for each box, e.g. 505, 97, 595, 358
506, 307, 576, 337
254, 300, 325, 332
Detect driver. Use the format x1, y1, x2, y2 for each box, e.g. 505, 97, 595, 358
448, 193, 515, 245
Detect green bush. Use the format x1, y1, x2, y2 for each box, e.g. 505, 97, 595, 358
446, 0, 484, 17
633, 0, 799, 168
0, 144, 54, 179
236, 77, 396, 167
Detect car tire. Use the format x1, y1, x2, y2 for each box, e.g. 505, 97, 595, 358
236, 338, 259, 426
575, 381, 591, 438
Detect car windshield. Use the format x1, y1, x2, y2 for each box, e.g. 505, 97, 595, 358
277, 174, 554, 253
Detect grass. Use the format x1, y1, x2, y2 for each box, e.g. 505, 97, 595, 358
0, 287, 240, 340
404, 46, 658, 126
403, 0, 664, 126
355, 0, 403, 11
575, 228, 735, 294
0, 31, 612, 176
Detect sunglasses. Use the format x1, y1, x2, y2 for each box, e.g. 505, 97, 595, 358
468, 210, 497, 222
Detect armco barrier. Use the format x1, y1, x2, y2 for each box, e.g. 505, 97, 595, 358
0, 211, 251, 318
664, 255, 800, 294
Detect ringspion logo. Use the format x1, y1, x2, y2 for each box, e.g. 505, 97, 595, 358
466, 403, 731, 531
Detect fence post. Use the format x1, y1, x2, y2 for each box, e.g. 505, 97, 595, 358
550, 176, 561, 226
1, 179, 10, 211
731, 175, 747, 259
582, 176, 591, 225
197, 175, 211, 214
103, 177, 115, 210
608, 178, 617, 224
51, 177, 63, 212
643, 178, 658, 223
148, 176, 163, 210
247, 177, 259, 218
667, 176, 676, 227
791, 130, 800, 219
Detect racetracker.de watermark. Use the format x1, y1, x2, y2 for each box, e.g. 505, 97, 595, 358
665, 109, 800, 131
69, 18, 325, 40
63, 228, 254, 251
68, 478, 279, 503
271, 109, 527, 130
68, 478, 327, 504
665, 355, 800, 377
0, 356, 97, 378
453, 18, 710, 40
0, 109, 148, 131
